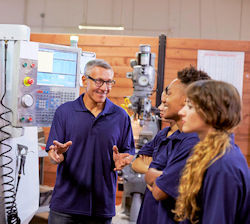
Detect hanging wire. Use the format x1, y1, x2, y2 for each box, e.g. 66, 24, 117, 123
0, 41, 20, 224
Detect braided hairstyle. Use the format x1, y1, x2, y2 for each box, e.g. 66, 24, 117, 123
173, 80, 242, 224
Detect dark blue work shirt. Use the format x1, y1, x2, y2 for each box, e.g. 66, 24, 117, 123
137, 128, 199, 224
45, 94, 135, 218
181, 136, 250, 224
137, 127, 171, 224
153, 131, 198, 224
138, 127, 171, 158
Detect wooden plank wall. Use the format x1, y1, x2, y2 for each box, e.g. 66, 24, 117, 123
31, 33, 159, 186
163, 38, 250, 166
30, 34, 250, 187
31, 33, 159, 106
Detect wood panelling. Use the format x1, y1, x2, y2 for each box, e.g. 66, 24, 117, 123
31, 34, 250, 188
32, 33, 159, 187
30, 33, 158, 47
164, 38, 250, 160
164, 37, 250, 100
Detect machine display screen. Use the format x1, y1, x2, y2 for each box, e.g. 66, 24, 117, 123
37, 48, 78, 87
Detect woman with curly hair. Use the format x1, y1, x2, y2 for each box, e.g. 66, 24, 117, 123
174, 80, 250, 224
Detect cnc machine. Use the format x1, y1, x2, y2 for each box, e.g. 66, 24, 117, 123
120, 45, 159, 224
0, 24, 83, 224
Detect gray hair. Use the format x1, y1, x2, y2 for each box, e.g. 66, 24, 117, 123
84, 59, 114, 76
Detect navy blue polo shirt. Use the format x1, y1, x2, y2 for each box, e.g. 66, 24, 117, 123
137, 127, 171, 224
153, 131, 198, 224
138, 127, 171, 158
137, 129, 199, 224
181, 136, 250, 224
45, 94, 135, 218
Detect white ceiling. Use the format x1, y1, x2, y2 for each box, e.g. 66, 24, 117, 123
0, 0, 249, 40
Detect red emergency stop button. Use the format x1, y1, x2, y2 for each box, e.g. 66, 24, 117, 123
28, 117, 33, 122
30, 63, 36, 68
24, 77, 34, 86
27, 78, 34, 85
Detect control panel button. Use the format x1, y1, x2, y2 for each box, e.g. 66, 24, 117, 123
21, 94, 34, 107
24, 77, 34, 86
27, 78, 34, 85
28, 117, 33, 122
22, 62, 28, 68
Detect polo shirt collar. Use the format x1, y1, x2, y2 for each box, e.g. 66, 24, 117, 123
158, 127, 183, 142
168, 129, 197, 141
101, 98, 116, 115
229, 133, 235, 144
73, 93, 116, 115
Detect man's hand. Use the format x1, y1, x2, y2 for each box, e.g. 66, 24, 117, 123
48, 140, 72, 164
113, 145, 134, 171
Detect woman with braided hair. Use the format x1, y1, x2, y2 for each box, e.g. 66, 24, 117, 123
174, 80, 250, 224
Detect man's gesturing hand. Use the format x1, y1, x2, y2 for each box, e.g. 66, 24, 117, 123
113, 145, 134, 171
48, 140, 72, 164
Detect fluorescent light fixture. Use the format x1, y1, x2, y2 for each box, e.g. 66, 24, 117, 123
78, 25, 124, 31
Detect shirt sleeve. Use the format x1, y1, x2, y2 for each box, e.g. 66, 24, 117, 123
138, 139, 156, 156
138, 129, 167, 157
200, 162, 246, 224
149, 143, 168, 170
45, 107, 65, 152
155, 136, 198, 198
119, 114, 135, 155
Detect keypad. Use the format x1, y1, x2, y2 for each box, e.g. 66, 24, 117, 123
36, 90, 76, 124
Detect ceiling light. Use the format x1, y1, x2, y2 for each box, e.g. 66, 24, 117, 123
78, 25, 124, 31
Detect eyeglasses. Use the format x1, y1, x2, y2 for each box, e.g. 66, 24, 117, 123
86, 75, 115, 88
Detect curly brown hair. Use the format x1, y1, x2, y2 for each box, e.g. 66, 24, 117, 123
177, 65, 211, 85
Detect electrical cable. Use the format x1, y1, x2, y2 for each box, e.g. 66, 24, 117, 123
0, 40, 21, 224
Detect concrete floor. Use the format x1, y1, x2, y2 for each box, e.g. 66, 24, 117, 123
30, 205, 131, 224
112, 205, 130, 224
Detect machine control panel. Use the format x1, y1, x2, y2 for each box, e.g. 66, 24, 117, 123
14, 42, 81, 127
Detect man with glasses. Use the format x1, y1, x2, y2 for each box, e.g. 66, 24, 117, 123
46, 59, 135, 224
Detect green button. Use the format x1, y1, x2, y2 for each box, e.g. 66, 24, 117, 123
23, 63, 27, 67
